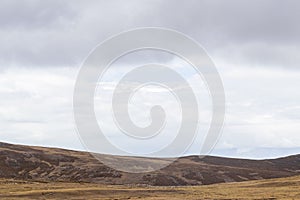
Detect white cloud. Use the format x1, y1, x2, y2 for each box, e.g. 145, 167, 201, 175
0, 1, 300, 158
0, 67, 83, 150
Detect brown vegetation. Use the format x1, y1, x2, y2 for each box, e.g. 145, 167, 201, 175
1, 142, 300, 186
0, 175, 300, 199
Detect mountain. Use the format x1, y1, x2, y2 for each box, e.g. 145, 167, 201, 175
211, 147, 300, 159
1, 141, 300, 186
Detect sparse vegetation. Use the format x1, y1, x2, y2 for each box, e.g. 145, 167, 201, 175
1, 175, 300, 199
1, 142, 300, 187
1, 142, 300, 199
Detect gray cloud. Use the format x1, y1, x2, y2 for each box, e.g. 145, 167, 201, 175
0, 0, 299, 69
0, 0, 77, 30
0, 0, 300, 158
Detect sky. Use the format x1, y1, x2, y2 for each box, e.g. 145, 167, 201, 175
0, 0, 300, 159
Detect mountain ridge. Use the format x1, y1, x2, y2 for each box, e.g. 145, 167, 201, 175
1, 141, 300, 186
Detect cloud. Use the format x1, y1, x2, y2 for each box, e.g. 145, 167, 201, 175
0, 0, 299, 69
1, 59, 300, 158
0, 0, 77, 30
0, 1, 299, 158
0, 67, 83, 150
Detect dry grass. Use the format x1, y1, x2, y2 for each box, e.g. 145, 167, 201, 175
1, 175, 300, 199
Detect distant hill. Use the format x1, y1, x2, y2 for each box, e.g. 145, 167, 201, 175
1, 141, 300, 186
211, 147, 300, 159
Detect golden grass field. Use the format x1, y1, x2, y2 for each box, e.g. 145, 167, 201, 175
1, 175, 300, 200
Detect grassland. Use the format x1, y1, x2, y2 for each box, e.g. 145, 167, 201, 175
1, 175, 300, 200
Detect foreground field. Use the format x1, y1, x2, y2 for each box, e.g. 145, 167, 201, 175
1, 176, 300, 200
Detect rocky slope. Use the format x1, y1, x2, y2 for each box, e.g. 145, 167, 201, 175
1, 142, 300, 186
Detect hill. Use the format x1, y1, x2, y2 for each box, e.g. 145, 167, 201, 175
1, 141, 300, 186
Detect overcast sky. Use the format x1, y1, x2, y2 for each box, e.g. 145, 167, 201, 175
0, 0, 300, 159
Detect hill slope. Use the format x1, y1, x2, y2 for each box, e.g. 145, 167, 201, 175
1, 142, 300, 186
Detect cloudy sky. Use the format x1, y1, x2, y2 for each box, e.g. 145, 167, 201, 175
0, 0, 300, 159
